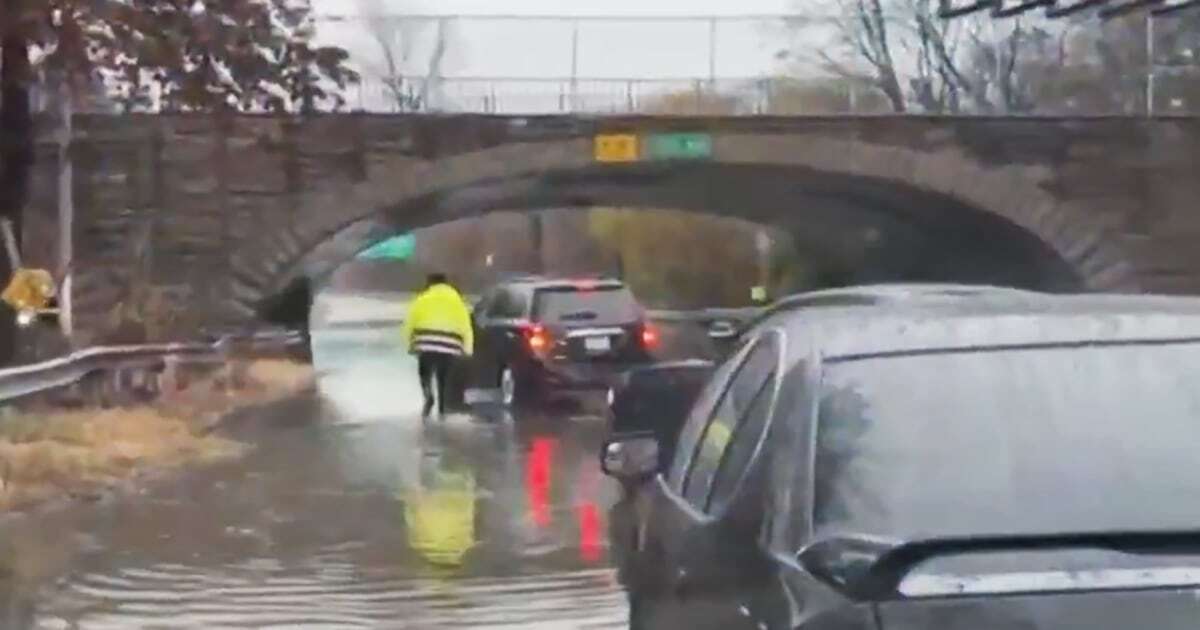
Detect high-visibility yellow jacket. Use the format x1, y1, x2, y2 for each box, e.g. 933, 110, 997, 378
401, 283, 474, 356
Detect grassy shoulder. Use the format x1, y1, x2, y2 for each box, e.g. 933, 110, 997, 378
0, 359, 313, 513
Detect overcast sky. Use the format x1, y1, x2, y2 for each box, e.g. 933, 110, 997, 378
310, 0, 848, 111
314, 0, 796, 18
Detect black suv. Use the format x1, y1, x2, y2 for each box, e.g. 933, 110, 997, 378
469, 276, 657, 408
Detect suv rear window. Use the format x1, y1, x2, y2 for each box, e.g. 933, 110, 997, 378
532, 286, 640, 324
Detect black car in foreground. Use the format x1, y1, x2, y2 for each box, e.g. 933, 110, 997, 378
469, 275, 657, 409
602, 293, 1200, 630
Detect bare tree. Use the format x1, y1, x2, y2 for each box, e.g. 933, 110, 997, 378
795, 0, 908, 112
358, 0, 456, 112
784, 0, 1054, 113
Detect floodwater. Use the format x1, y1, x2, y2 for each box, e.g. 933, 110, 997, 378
0, 293, 627, 629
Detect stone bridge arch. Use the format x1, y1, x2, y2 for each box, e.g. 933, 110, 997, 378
238, 132, 1137, 326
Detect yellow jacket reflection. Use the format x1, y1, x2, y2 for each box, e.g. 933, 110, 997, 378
405, 468, 477, 568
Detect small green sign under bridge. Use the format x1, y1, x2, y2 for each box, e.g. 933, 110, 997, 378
645, 132, 713, 161
357, 233, 416, 261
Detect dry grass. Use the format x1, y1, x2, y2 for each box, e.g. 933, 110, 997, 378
242, 359, 315, 397
0, 359, 314, 513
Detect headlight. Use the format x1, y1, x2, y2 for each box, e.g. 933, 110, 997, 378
606, 387, 616, 408
16, 310, 35, 327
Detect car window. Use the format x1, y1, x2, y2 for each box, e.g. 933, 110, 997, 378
668, 338, 756, 490
705, 337, 781, 512
810, 341, 1200, 543
484, 290, 506, 318
473, 292, 493, 319
763, 358, 811, 553
486, 288, 526, 319
506, 289, 530, 318
681, 333, 780, 510
533, 286, 639, 324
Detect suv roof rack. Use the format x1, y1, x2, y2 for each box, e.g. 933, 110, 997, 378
498, 273, 623, 285
493, 272, 547, 282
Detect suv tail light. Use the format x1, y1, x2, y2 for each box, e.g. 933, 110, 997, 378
525, 324, 552, 353
641, 322, 660, 349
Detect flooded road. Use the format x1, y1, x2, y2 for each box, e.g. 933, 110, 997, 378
1, 294, 627, 629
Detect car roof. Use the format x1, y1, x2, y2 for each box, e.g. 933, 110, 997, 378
766, 282, 1042, 311
741, 283, 1045, 333
768, 293, 1200, 362
492, 274, 626, 291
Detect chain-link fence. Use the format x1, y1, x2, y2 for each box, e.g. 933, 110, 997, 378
348, 76, 900, 115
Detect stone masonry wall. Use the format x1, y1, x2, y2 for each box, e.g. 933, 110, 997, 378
26, 114, 1200, 344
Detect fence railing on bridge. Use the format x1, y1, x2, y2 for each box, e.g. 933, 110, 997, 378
349, 76, 887, 116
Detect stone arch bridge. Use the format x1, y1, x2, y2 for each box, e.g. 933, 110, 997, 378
22, 113, 1200, 343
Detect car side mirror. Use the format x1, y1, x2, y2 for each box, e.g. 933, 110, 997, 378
600, 434, 660, 481
707, 320, 739, 341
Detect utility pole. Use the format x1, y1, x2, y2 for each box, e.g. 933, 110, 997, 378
529, 211, 544, 274
570, 20, 580, 112
53, 71, 73, 340
0, 2, 33, 365
754, 229, 771, 303
1146, 13, 1156, 117
708, 17, 718, 88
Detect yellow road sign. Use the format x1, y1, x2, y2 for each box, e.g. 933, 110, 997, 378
1, 268, 55, 313
594, 134, 639, 163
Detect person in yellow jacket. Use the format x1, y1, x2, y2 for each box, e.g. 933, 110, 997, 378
402, 273, 475, 418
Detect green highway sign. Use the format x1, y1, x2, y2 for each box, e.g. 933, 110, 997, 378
358, 233, 416, 261
646, 132, 713, 161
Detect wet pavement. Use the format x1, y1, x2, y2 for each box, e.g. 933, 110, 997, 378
0, 297, 627, 629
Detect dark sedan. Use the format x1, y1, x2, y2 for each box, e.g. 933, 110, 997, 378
603, 294, 1200, 630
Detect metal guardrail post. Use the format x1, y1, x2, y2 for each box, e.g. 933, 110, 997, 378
160, 354, 181, 396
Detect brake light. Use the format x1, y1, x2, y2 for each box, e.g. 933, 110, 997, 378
526, 324, 551, 352
641, 323, 660, 348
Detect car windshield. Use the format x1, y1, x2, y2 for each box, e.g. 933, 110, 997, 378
533, 287, 640, 324
813, 341, 1200, 541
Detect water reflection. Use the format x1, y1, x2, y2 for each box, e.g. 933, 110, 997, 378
405, 448, 478, 569
0, 302, 626, 628
527, 436, 555, 529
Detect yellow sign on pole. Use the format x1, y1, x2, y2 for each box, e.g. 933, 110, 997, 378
594, 134, 639, 163
1, 268, 55, 313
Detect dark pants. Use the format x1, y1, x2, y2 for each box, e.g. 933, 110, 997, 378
418, 352, 455, 416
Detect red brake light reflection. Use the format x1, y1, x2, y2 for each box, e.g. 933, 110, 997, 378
527, 438, 554, 529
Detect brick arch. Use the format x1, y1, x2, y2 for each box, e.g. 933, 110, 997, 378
230, 134, 1137, 319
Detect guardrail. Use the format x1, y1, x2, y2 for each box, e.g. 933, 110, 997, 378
0, 331, 307, 404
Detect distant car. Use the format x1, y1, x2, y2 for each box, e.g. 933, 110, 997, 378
468, 276, 657, 409
602, 293, 1200, 630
